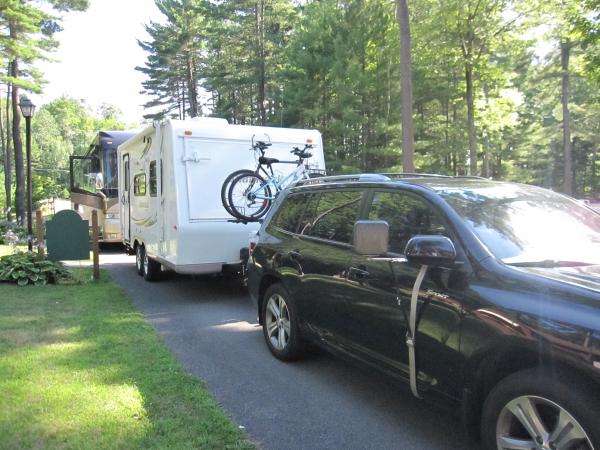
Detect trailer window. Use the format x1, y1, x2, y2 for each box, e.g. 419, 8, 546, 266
134, 173, 146, 196
149, 161, 157, 197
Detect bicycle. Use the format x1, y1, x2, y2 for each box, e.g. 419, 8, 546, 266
221, 140, 317, 221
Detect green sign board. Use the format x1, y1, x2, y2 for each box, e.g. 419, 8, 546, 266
47, 210, 90, 261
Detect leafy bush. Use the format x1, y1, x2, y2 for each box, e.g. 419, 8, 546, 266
0, 252, 72, 286
0, 224, 28, 245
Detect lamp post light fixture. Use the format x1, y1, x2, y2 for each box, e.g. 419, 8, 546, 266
19, 96, 35, 252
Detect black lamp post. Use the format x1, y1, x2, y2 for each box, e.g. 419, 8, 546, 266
19, 96, 35, 252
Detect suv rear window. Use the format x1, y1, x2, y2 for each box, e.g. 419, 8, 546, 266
270, 193, 312, 233
303, 190, 362, 243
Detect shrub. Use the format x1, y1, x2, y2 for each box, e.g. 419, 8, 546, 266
0, 252, 72, 286
0, 224, 28, 245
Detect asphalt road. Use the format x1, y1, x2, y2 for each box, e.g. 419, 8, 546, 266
104, 253, 480, 450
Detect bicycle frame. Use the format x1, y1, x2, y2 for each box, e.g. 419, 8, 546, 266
249, 162, 309, 201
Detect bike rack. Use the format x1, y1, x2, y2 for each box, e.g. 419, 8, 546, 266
227, 218, 264, 225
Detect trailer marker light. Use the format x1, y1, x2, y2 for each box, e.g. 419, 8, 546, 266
184, 130, 192, 136
306, 138, 313, 144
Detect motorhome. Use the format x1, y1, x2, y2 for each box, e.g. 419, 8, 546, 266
118, 118, 325, 280
70, 130, 137, 242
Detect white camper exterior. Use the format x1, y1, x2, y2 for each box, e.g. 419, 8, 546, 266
118, 118, 325, 279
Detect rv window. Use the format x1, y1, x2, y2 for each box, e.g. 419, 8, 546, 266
149, 161, 157, 197
124, 160, 130, 191
134, 173, 146, 196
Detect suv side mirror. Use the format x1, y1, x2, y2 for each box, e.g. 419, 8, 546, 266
405, 235, 456, 266
353, 220, 389, 255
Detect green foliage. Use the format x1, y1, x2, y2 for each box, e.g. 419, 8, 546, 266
0, 224, 27, 245
137, 0, 208, 119
0, 0, 89, 92
572, 0, 600, 82
113, 0, 600, 196
0, 252, 72, 286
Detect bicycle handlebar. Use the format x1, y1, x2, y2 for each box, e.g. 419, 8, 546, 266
252, 141, 271, 152
291, 143, 313, 154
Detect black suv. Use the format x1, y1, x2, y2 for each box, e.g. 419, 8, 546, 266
247, 174, 600, 450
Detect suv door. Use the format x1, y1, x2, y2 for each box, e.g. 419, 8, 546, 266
292, 189, 364, 344
344, 190, 467, 397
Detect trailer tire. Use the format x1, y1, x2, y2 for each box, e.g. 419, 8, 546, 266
143, 252, 161, 282
135, 244, 145, 276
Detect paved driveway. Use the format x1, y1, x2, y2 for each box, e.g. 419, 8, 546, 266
103, 252, 479, 450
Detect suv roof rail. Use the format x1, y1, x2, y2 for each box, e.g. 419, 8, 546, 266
294, 173, 390, 186
381, 173, 451, 179
384, 173, 491, 181
453, 175, 488, 180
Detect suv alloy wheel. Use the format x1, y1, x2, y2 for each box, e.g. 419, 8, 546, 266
482, 369, 599, 450
261, 284, 304, 361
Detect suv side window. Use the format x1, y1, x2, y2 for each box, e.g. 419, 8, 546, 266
368, 191, 448, 254
303, 190, 362, 243
270, 193, 311, 233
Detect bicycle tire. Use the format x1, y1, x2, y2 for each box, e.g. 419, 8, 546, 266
227, 172, 273, 221
221, 169, 255, 217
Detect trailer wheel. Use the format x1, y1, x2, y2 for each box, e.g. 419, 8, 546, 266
135, 244, 145, 276
143, 251, 161, 282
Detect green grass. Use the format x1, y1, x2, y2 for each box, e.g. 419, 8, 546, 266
0, 268, 255, 450
0, 244, 27, 257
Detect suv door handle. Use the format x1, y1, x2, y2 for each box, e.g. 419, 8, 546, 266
348, 266, 370, 280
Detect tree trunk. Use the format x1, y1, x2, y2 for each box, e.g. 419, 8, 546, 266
4, 80, 12, 222
0, 84, 8, 221
10, 59, 25, 226
465, 61, 477, 176
396, 0, 414, 172
186, 52, 199, 117
591, 146, 597, 194
254, 0, 267, 126
561, 40, 573, 195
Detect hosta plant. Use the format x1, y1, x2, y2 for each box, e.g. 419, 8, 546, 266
0, 252, 72, 286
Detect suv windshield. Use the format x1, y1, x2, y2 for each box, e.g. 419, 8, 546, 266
439, 183, 600, 265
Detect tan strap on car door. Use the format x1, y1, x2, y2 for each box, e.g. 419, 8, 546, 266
407, 264, 428, 399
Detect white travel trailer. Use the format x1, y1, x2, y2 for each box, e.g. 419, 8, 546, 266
118, 118, 325, 280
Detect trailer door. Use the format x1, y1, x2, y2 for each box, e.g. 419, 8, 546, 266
183, 137, 251, 220
121, 154, 131, 242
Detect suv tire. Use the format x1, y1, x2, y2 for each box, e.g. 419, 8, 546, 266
261, 284, 304, 361
481, 368, 599, 450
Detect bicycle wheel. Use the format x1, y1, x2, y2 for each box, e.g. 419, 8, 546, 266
227, 172, 273, 221
221, 169, 255, 217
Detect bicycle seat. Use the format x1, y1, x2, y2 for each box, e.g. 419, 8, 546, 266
297, 152, 312, 159
259, 156, 280, 165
